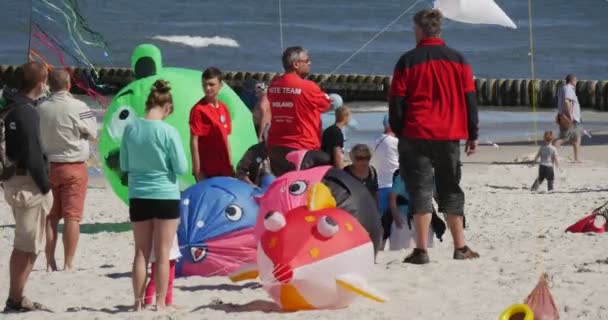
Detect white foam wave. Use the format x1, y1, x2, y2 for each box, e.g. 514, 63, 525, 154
151, 35, 239, 48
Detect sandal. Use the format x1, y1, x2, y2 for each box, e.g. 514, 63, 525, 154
402, 248, 430, 265
3, 297, 51, 313
453, 246, 480, 260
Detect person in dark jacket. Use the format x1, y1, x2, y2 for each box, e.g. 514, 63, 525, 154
2, 61, 53, 312
388, 9, 479, 264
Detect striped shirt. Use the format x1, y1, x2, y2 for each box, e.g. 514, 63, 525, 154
38, 91, 98, 163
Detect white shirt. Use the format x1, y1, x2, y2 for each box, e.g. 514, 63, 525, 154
538, 144, 557, 167
38, 91, 98, 162
557, 84, 581, 123
150, 235, 181, 262
371, 133, 399, 188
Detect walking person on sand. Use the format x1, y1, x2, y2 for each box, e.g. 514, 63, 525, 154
388, 9, 480, 264
120, 80, 187, 311
531, 131, 559, 193
554, 74, 583, 163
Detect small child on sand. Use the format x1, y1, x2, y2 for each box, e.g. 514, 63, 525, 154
531, 131, 559, 192
144, 235, 181, 307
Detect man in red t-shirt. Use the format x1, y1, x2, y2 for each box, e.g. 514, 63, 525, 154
265, 46, 332, 177
190, 67, 233, 181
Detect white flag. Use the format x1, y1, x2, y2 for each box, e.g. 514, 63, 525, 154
434, 0, 517, 29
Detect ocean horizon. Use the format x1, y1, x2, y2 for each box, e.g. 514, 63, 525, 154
2, 0, 608, 80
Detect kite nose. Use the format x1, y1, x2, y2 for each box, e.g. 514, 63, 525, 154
272, 263, 293, 284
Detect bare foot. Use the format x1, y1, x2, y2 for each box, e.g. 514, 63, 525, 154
155, 304, 168, 312
47, 260, 58, 272
132, 299, 144, 312
63, 265, 73, 272
167, 304, 185, 310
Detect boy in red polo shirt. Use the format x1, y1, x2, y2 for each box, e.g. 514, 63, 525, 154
190, 67, 233, 181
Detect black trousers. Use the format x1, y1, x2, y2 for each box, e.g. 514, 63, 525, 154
532, 165, 554, 191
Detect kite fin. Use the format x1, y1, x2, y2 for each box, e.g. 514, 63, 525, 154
336, 273, 387, 303
229, 263, 259, 282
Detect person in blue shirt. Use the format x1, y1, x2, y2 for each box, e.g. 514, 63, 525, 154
120, 80, 187, 311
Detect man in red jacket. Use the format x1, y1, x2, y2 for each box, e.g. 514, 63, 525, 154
389, 9, 479, 264
266, 46, 331, 177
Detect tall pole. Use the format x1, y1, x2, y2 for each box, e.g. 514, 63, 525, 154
528, 0, 538, 145
26, 0, 34, 62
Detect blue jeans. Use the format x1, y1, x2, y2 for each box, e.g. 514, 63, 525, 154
378, 187, 391, 216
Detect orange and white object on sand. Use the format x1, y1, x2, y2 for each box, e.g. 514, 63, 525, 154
230, 183, 387, 311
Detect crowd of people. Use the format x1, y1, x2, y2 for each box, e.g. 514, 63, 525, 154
0, 8, 585, 314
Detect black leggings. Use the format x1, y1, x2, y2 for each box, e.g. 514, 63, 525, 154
532, 166, 554, 191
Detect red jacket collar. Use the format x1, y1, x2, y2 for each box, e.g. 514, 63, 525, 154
416, 37, 445, 47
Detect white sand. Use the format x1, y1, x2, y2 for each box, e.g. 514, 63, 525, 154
1, 144, 608, 319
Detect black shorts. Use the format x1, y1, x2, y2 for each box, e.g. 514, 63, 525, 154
129, 198, 181, 222
269, 146, 297, 177
398, 139, 465, 216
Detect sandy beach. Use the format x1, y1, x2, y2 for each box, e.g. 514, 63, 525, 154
1, 142, 607, 320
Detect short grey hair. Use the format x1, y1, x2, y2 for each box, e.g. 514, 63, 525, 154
48, 69, 71, 92
413, 9, 443, 37
282, 46, 307, 71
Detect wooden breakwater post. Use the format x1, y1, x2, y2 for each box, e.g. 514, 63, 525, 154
1, 65, 607, 110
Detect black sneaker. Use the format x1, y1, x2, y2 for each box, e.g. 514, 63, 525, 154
402, 248, 430, 265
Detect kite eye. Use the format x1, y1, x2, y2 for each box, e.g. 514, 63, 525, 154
317, 216, 339, 238
119, 109, 130, 120
264, 211, 286, 232
289, 180, 307, 195
108, 106, 136, 140
225, 205, 243, 222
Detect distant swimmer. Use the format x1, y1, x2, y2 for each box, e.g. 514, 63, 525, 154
265, 46, 332, 177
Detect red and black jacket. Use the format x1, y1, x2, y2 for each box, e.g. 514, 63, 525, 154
388, 37, 478, 141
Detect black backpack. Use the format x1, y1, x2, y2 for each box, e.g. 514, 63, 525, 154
0, 103, 18, 181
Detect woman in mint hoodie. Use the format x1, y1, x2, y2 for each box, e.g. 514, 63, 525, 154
120, 80, 187, 311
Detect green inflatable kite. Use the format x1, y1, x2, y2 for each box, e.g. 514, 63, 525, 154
98, 44, 257, 204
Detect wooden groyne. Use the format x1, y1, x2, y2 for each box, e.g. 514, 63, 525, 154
1, 65, 607, 110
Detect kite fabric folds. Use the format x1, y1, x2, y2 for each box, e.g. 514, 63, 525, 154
434, 0, 517, 29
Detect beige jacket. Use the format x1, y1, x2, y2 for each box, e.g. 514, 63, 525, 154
38, 91, 98, 163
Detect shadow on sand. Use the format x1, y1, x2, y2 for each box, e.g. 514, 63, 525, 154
0, 222, 131, 234
176, 282, 261, 292
65, 305, 133, 314
192, 299, 281, 314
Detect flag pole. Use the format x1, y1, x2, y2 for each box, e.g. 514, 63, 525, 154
528, 0, 538, 145
26, 0, 34, 62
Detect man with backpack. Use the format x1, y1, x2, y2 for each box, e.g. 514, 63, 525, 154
1, 61, 53, 312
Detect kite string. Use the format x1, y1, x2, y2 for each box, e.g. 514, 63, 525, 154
328, 0, 424, 75
528, 0, 547, 280
33, 24, 110, 107
528, 0, 538, 146
37, 0, 97, 70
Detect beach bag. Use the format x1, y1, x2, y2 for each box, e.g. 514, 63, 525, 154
555, 112, 572, 130
0, 104, 17, 181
